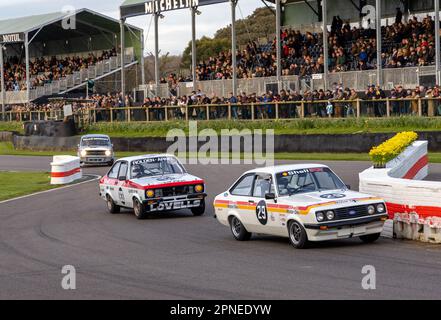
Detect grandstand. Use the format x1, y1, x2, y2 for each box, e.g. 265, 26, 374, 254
0, 8, 144, 110
135, 0, 441, 99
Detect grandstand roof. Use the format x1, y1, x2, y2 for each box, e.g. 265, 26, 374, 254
0, 8, 142, 38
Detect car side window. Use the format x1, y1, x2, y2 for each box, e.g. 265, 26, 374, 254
108, 162, 121, 179
253, 174, 274, 198
230, 174, 255, 197
118, 162, 128, 179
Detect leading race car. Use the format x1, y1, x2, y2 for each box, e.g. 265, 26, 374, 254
99, 155, 207, 219
214, 164, 388, 249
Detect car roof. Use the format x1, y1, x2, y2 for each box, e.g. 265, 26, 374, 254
81, 134, 110, 139
244, 164, 329, 175
117, 154, 178, 163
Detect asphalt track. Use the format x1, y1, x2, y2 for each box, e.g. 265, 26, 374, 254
1, 155, 441, 300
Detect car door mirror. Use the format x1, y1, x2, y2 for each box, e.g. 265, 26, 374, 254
118, 176, 127, 181
265, 193, 276, 200
346, 185, 351, 190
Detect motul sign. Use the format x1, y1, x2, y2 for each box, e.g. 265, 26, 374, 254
1, 33, 24, 43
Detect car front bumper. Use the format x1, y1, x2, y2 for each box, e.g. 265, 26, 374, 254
303, 214, 388, 241
142, 193, 207, 213
80, 156, 113, 164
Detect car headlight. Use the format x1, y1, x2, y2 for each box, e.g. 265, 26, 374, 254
146, 190, 155, 198
367, 205, 376, 215
105, 150, 112, 157
377, 204, 386, 213
80, 150, 87, 157
316, 212, 325, 222
326, 211, 335, 220
194, 184, 204, 193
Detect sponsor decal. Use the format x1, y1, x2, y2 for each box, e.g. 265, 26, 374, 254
132, 157, 169, 165
320, 193, 346, 199
281, 168, 324, 177
149, 200, 201, 212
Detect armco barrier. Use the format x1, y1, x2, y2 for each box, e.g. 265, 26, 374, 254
50, 156, 82, 185
359, 141, 441, 218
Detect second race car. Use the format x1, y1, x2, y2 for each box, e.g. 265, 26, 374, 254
99, 154, 206, 219
214, 164, 388, 249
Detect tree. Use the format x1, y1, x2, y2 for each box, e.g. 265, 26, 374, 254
181, 7, 275, 69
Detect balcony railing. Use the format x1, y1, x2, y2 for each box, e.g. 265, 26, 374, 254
3, 98, 441, 123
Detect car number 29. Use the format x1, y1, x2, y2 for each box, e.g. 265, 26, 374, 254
256, 200, 268, 225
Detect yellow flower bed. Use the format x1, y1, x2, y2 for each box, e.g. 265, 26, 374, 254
369, 132, 418, 167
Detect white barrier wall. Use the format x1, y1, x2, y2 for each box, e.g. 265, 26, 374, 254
50, 156, 82, 185
360, 141, 441, 219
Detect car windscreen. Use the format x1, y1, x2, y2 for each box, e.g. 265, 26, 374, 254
130, 157, 186, 179
81, 137, 110, 147
276, 168, 346, 196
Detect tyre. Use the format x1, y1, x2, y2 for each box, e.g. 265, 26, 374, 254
106, 195, 120, 214
133, 198, 148, 220
288, 221, 309, 249
229, 216, 252, 241
360, 233, 381, 244
191, 200, 205, 216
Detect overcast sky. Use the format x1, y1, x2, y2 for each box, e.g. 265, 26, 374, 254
0, 0, 269, 55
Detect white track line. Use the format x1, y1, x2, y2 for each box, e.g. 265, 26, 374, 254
0, 175, 101, 205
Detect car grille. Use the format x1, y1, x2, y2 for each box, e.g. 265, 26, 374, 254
161, 185, 190, 197
334, 205, 370, 220
86, 150, 106, 156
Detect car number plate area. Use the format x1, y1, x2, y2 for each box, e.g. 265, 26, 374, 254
148, 199, 201, 212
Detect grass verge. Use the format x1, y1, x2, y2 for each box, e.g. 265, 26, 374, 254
2, 142, 441, 163
0, 171, 58, 201
83, 117, 441, 137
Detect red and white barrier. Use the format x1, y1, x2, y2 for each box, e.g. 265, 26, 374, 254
359, 141, 441, 219
50, 156, 82, 185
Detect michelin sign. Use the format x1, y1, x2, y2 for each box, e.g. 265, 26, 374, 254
121, 0, 228, 18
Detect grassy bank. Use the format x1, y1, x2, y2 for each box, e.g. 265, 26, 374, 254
0, 122, 23, 134
2, 142, 441, 163
83, 117, 441, 137
0, 171, 58, 201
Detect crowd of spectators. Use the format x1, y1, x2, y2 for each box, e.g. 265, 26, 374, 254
4, 83, 441, 121
2, 48, 117, 91
165, 13, 437, 83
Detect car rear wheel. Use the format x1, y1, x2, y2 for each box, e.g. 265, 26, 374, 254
106, 195, 120, 214
288, 221, 309, 249
229, 216, 251, 241
133, 198, 148, 220
360, 233, 381, 244
191, 200, 205, 216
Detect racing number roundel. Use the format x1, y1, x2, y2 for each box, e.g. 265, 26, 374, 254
256, 200, 268, 225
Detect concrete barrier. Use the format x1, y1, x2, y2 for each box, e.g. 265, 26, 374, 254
360, 140, 441, 243
50, 156, 82, 185
359, 141, 441, 218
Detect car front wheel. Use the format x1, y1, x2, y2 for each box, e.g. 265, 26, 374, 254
107, 195, 120, 214
133, 198, 148, 220
288, 221, 309, 249
191, 200, 205, 216
360, 233, 381, 244
229, 216, 251, 241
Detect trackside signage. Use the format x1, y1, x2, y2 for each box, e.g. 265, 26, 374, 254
121, 0, 229, 18
1, 33, 24, 44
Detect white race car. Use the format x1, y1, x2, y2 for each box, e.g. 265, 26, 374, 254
99, 155, 206, 219
214, 164, 388, 249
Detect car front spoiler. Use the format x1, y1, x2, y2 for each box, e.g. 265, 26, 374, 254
304, 214, 389, 230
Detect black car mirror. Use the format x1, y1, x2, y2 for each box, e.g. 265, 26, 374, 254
265, 193, 276, 200
346, 185, 351, 190
118, 176, 127, 181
